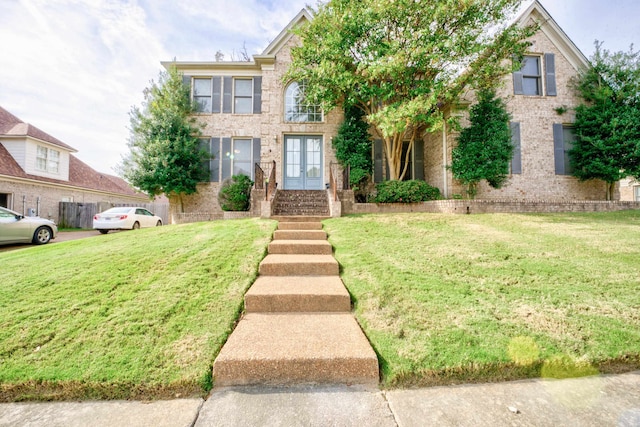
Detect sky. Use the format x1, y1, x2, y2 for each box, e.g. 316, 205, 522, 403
1, 0, 638, 175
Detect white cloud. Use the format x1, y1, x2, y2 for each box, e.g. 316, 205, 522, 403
0, 0, 638, 176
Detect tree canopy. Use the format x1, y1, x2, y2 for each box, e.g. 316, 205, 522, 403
451, 89, 513, 198
120, 66, 208, 209
286, 0, 535, 180
570, 42, 640, 200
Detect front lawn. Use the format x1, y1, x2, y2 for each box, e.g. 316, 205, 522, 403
324, 211, 640, 387
0, 219, 276, 401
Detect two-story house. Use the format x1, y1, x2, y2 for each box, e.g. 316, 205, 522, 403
0, 106, 151, 223
165, 1, 637, 218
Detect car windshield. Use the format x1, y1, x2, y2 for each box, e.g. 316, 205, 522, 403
103, 207, 131, 214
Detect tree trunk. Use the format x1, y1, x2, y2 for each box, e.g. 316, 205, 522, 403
606, 181, 616, 201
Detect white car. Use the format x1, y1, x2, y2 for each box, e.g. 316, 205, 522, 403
0, 206, 58, 245
93, 207, 162, 234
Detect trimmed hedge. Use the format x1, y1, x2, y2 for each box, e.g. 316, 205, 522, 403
374, 180, 441, 203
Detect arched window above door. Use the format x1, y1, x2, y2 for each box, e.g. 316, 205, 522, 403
284, 81, 323, 122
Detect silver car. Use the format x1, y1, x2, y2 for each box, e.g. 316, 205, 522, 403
0, 206, 58, 245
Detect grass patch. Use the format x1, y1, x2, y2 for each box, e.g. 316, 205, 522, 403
0, 218, 277, 401
323, 211, 640, 387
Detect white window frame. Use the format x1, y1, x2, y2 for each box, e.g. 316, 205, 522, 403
36, 145, 60, 174
284, 81, 323, 123
193, 77, 212, 113
521, 55, 542, 96
233, 78, 253, 114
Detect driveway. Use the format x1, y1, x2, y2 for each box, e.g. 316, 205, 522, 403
0, 230, 100, 252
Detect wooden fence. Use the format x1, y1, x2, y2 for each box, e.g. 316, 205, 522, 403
58, 202, 169, 229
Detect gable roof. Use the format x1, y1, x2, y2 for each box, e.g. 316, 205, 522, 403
0, 106, 77, 152
260, 9, 312, 57
518, 1, 589, 70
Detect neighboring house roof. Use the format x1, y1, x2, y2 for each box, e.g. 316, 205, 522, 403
0, 106, 77, 152
0, 107, 146, 199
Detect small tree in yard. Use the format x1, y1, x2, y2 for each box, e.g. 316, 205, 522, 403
120, 66, 209, 211
570, 42, 640, 200
286, 0, 535, 181
451, 89, 513, 198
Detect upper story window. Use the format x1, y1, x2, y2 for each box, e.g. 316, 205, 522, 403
519, 56, 541, 95
194, 78, 212, 112
234, 79, 253, 114
185, 75, 261, 114
285, 81, 322, 122
513, 53, 557, 97
36, 146, 60, 174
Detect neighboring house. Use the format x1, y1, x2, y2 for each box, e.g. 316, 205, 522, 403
165, 1, 625, 217
0, 106, 151, 223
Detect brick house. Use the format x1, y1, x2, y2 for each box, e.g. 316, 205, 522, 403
165, 1, 638, 219
0, 106, 151, 223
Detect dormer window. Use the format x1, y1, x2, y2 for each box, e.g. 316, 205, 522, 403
36, 146, 60, 174
285, 81, 322, 122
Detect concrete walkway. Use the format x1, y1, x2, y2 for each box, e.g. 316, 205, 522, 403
2, 371, 638, 426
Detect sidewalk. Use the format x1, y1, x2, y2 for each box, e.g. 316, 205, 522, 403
1, 371, 638, 427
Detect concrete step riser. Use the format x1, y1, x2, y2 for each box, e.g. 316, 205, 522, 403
259, 262, 339, 276
273, 230, 327, 240
277, 222, 324, 230
272, 216, 328, 222
268, 241, 333, 255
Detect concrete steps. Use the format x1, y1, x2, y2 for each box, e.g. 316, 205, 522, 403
268, 240, 333, 255
213, 313, 379, 386
245, 276, 351, 312
278, 222, 323, 230
259, 254, 339, 276
212, 219, 379, 387
273, 230, 327, 240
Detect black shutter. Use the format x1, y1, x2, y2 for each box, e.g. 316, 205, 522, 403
252, 138, 261, 179
223, 77, 232, 113
222, 137, 232, 180
182, 74, 191, 88
374, 139, 383, 182
545, 53, 557, 96
212, 77, 222, 113
553, 123, 565, 175
198, 138, 210, 181
513, 57, 524, 95
510, 122, 522, 174
253, 77, 262, 114
211, 137, 220, 182
413, 139, 424, 180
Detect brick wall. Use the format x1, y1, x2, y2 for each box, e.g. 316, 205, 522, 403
343, 199, 640, 215
424, 21, 607, 201
0, 178, 149, 223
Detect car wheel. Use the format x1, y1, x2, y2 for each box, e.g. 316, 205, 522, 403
98, 230, 109, 234
32, 226, 52, 245
132, 221, 140, 230
156, 220, 162, 227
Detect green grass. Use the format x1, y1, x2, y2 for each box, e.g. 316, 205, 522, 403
324, 211, 640, 387
0, 218, 276, 401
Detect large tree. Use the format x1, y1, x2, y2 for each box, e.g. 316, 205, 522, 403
286, 0, 535, 180
451, 89, 513, 198
570, 42, 640, 200
120, 66, 208, 211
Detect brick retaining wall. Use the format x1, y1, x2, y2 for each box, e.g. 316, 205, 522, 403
343, 199, 640, 215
